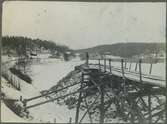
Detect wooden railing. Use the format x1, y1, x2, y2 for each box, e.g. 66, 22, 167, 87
85, 57, 166, 88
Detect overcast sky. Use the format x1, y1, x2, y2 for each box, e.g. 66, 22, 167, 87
2, 1, 166, 49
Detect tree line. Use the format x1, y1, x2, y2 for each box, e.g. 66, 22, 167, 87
76, 42, 166, 58
2, 36, 72, 55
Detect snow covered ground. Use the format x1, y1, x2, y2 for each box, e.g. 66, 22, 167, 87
1, 56, 87, 123
1, 101, 27, 122
30, 59, 84, 91
1, 56, 165, 123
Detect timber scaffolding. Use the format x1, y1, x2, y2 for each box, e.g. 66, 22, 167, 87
21, 54, 166, 123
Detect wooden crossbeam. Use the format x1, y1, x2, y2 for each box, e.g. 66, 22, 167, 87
75, 74, 84, 123
128, 88, 165, 98
147, 110, 165, 118
25, 78, 107, 109
25, 82, 81, 102
83, 97, 93, 123
79, 93, 100, 123
100, 86, 105, 124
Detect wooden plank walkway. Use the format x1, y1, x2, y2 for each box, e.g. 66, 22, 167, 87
86, 58, 166, 89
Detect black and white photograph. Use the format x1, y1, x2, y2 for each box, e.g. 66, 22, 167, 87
0, 1, 166, 123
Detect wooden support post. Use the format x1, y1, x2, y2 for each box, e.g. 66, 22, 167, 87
18, 82, 21, 91
10, 76, 12, 85
85, 98, 93, 123
80, 94, 99, 123
109, 59, 111, 73
121, 59, 126, 93
100, 86, 104, 124
23, 100, 27, 112
86, 52, 89, 66
148, 95, 152, 123
20, 96, 22, 102
75, 73, 84, 124
121, 59, 125, 78
104, 59, 106, 72
98, 59, 101, 71
135, 62, 138, 71
54, 118, 56, 123
130, 102, 135, 123
165, 100, 167, 122
14, 77, 16, 88
139, 59, 142, 82
69, 117, 72, 124
149, 63, 153, 74
125, 61, 127, 69
129, 62, 132, 71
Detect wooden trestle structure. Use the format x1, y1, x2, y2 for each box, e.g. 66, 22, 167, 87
21, 55, 166, 123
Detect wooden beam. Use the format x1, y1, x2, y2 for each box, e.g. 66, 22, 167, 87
86, 52, 89, 65
135, 63, 138, 71
109, 59, 112, 73
139, 59, 142, 82
104, 59, 106, 72
25, 82, 81, 102
26, 76, 107, 109
79, 94, 100, 123
98, 59, 101, 71
128, 88, 165, 98
75, 73, 84, 123
148, 95, 152, 123
83, 97, 93, 123
129, 62, 132, 71
99, 86, 105, 124
89, 58, 163, 64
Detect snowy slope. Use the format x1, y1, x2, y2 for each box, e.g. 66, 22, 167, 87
1, 101, 27, 122
1, 57, 86, 123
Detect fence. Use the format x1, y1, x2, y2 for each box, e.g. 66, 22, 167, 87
2, 63, 21, 91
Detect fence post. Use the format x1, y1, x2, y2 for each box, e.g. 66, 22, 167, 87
86, 52, 89, 66
98, 59, 101, 71
135, 62, 138, 71
69, 117, 72, 124
149, 63, 153, 74
121, 59, 125, 77
104, 59, 106, 72
54, 118, 56, 123
121, 59, 126, 93
125, 61, 127, 69
109, 59, 111, 73
129, 62, 132, 71
139, 59, 142, 82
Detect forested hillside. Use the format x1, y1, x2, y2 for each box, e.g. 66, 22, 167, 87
2, 36, 71, 55
76, 42, 165, 58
